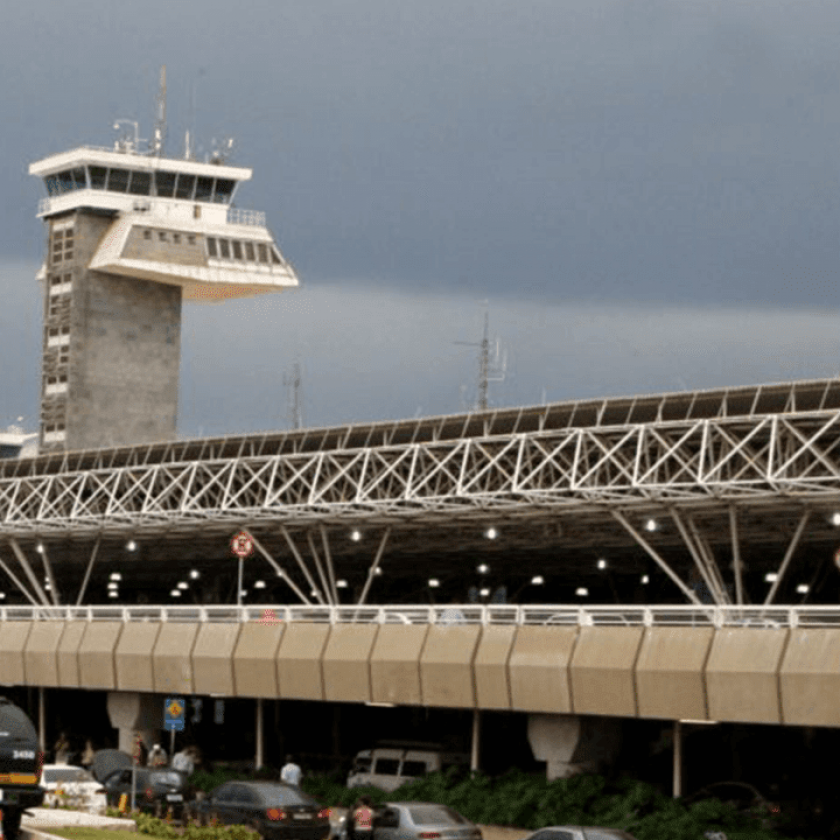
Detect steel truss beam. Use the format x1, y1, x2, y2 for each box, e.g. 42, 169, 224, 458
3, 412, 840, 537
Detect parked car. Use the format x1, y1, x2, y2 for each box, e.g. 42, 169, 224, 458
102, 767, 191, 817
373, 802, 482, 840
41, 763, 107, 813
521, 829, 638, 840
91, 748, 191, 818
195, 781, 330, 840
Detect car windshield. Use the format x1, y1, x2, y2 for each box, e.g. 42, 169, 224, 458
407, 806, 469, 825
45, 767, 95, 784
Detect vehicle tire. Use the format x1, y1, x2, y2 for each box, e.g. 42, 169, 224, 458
2, 807, 22, 840
247, 818, 263, 838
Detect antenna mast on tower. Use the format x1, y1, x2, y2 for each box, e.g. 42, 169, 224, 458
153, 65, 167, 156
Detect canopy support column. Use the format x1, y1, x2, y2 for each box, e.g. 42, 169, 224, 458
280, 527, 324, 605
611, 511, 701, 605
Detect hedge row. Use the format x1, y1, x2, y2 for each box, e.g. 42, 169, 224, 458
301, 770, 817, 840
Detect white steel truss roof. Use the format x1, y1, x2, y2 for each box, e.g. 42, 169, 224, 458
2, 400, 840, 539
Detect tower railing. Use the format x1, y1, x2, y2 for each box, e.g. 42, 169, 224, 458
227, 208, 266, 226
0, 603, 837, 628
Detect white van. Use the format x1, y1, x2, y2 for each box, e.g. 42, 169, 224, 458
347, 744, 468, 792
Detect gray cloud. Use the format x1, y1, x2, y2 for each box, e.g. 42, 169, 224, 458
3, 258, 837, 435
3, 0, 840, 310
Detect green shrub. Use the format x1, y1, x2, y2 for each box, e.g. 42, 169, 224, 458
188, 768, 243, 794
299, 769, 815, 840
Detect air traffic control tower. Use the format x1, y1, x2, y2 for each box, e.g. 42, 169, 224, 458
29, 113, 299, 452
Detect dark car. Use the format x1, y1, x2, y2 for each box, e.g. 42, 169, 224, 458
373, 802, 482, 840
196, 781, 330, 840
91, 749, 191, 818
99, 765, 191, 818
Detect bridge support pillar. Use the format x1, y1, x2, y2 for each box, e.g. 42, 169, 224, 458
527, 714, 621, 780
107, 692, 161, 754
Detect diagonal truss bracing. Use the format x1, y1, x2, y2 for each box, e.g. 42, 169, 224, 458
4, 411, 840, 536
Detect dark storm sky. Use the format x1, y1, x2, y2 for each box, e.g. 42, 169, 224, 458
2, 0, 840, 434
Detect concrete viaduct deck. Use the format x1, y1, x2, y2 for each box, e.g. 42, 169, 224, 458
3, 604, 840, 728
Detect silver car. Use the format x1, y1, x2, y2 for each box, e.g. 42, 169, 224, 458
373, 802, 481, 840
522, 828, 638, 840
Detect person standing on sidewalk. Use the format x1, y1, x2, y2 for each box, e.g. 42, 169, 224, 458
280, 755, 302, 786
351, 796, 374, 840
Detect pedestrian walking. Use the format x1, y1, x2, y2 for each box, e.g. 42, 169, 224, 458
351, 796, 374, 840
54, 732, 70, 764
280, 755, 302, 786
148, 743, 168, 767
81, 739, 95, 770
172, 746, 195, 775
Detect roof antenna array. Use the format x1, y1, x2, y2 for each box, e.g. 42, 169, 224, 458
210, 136, 235, 165
152, 64, 167, 156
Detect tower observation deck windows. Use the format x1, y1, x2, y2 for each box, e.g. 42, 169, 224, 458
42, 165, 239, 207
195, 176, 213, 202
219, 239, 231, 259
206, 237, 218, 258
128, 170, 151, 195
175, 174, 196, 200
89, 166, 107, 189
154, 171, 176, 197
45, 169, 87, 196
244, 242, 255, 261
213, 178, 234, 204
107, 168, 130, 192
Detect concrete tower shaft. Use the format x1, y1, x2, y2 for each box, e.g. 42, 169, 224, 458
40, 211, 181, 450
31, 140, 299, 452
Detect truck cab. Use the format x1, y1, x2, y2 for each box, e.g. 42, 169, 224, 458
0, 697, 45, 839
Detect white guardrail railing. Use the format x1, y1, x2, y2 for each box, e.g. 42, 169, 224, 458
227, 207, 266, 226
0, 604, 837, 628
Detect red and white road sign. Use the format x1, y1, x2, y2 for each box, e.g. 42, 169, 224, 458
231, 530, 254, 558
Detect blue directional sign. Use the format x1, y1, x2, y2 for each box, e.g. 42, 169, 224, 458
164, 696, 186, 732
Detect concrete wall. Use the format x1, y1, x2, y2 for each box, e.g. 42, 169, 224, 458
5, 620, 840, 726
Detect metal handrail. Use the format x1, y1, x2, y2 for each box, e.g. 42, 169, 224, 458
227, 208, 265, 226
1, 603, 838, 628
